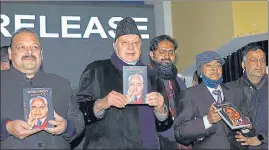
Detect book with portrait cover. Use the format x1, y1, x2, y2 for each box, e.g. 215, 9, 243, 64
213, 102, 251, 130
123, 66, 147, 104
23, 88, 54, 129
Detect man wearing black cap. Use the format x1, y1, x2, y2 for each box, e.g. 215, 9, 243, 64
76, 17, 172, 149
173, 50, 251, 149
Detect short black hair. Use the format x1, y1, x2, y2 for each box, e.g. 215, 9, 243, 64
149, 35, 178, 52
1, 46, 9, 62
242, 43, 264, 61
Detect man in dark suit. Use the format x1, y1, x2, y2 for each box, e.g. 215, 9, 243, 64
173, 50, 251, 149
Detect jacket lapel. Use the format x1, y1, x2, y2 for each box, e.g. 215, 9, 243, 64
200, 83, 216, 104
221, 83, 233, 104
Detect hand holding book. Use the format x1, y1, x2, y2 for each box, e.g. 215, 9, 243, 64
27, 111, 37, 129
44, 111, 67, 135
207, 103, 222, 124
145, 92, 165, 113
212, 102, 251, 130
6, 120, 41, 140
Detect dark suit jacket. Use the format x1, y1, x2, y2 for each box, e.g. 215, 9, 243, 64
173, 83, 251, 149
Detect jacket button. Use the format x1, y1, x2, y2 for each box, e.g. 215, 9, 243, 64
87, 119, 91, 123
38, 142, 43, 147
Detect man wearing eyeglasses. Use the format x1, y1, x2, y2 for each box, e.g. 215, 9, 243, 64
0, 28, 84, 149
227, 44, 268, 149
148, 35, 187, 150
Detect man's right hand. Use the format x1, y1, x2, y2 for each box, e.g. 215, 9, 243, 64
94, 91, 127, 112
6, 120, 41, 140
207, 104, 222, 124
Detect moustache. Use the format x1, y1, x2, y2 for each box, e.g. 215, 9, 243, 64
22, 55, 37, 60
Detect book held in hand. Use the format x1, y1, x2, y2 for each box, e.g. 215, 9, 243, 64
23, 88, 54, 129
123, 66, 147, 104
213, 102, 251, 130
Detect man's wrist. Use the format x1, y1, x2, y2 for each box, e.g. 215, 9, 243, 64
5, 120, 11, 126
1, 119, 12, 140
94, 99, 107, 113
257, 133, 267, 144
154, 105, 165, 114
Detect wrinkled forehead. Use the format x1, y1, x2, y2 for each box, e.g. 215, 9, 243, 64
247, 49, 265, 58
116, 34, 141, 42
31, 98, 46, 106
130, 76, 142, 83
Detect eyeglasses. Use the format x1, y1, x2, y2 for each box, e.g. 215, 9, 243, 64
249, 58, 266, 65
15, 45, 42, 52
157, 49, 175, 55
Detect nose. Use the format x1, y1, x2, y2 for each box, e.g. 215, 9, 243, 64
34, 108, 42, 114
257, 60, 262, 66
164, 52, 170, 59
25, 47, 34, 54
211, 67, 218, 72
127, 43, 134, 50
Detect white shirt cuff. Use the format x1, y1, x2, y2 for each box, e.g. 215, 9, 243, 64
203, 115, 212, 130
154, 105, 169, 122
93, 99, 106, 119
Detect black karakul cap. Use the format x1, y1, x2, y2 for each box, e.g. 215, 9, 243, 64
115, 17, 141, 41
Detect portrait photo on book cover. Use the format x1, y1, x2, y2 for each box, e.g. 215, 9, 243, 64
123, 66, 148, 105
23, 88, 54, 130
213, 102, 250, 129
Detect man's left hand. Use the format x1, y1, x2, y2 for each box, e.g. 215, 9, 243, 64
45, 111, 67, 135
145, 92, 165, 113
235, 131, 261, 146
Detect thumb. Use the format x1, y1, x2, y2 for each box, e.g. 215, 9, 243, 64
20, 121, 32, 130
54, 111, 63, 121
209, 103, 215, 110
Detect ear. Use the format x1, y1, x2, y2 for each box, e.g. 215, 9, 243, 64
113, 42, 118, 54
8, 47, 12, 60
41, 50, 43, 60
241, 61, 245, 70
149, 51, 154, 60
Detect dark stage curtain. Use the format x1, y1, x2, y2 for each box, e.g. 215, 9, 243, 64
222, 40, 268, 83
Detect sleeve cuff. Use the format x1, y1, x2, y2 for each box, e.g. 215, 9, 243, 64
93, 99, 106, 119
154, 105, 169, 122
1, 119, 11, 141
203, 115, 212, 130
61, 120, 76, 139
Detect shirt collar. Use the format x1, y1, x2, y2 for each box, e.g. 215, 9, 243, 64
206, 84, 222, 93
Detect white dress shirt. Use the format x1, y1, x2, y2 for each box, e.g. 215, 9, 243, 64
203, 85, 224, 129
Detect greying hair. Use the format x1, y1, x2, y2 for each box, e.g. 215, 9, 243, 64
242, 43, 264, 62
29, 96, 48, 107
10, 28, 40, 48
128, 73, 144, 85
1, 46, 9, 62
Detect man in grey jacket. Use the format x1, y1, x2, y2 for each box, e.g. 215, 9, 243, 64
0, 28, 84, 149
